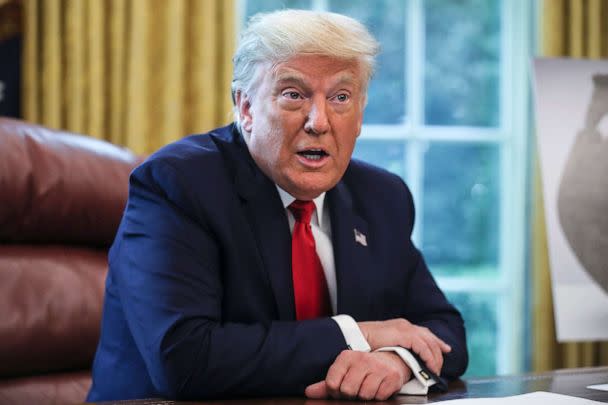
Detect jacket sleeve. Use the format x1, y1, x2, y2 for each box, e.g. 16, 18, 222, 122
111, 159, 347, 399
402, 250, 469, 379
396, 178, 468, 379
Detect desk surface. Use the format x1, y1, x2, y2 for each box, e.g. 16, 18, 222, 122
92, 366, 608, 404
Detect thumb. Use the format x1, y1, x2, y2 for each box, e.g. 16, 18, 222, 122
305, 381, 328, 399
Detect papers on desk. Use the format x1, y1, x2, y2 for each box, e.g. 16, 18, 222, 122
405, 391, 605, 404
587, 383, 608, 392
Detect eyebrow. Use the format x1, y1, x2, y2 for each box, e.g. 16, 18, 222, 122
274, 74, 311, 91
274, 72, 360, 92
333, 74, 359, 88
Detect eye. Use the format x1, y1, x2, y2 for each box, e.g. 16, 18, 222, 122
334, 93, 350, 103
282, 91, 302, 100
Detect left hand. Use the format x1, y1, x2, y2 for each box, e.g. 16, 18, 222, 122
305, 350, 412, 401
358, 318, 451, 375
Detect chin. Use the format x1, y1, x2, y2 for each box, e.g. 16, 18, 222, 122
289, 177, 338, 200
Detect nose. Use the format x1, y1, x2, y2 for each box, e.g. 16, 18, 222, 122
304, 96, 330, 135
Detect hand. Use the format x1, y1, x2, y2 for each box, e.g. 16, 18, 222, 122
358, 318, 451, 375
305, 350, 411, 401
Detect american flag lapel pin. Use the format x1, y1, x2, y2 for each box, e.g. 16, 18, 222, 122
354, 228, 367, 247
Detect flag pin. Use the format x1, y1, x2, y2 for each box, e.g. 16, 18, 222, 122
354, 229, 367, 246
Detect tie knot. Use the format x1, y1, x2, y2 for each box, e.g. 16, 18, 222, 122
289, 200, 316, 224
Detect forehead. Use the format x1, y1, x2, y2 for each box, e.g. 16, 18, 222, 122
269, 54, 364, 87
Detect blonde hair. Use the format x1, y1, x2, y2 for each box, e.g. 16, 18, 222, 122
232, 9, 380, 126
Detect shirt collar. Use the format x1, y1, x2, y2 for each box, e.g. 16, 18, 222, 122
276, 185, 326, 228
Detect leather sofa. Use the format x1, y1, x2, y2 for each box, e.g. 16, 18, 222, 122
0, 118, 141, 404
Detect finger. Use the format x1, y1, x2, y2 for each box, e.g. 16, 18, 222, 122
412, 337, 439, 375
339, 360, 369, 399
432, 334, 452, 353
429, 336, 445, 374
305, 381, 328, 399
417, 328, 447, 374
420, 330, 443, 374
423, 328, 451, 353
357, 373, 383, 401
325, 352, 351, 398
415, 324, 452, 354
375, 377, 398, 401
394, 330, 435, 372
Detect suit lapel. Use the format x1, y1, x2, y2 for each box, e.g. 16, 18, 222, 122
328, 181, 373, 320
218, 127, 373, 321
226, 131, 295, 321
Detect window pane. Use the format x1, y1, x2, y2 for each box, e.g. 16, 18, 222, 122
424, 0, 500, 127
352, 139, 406, 178
329, 0, 406, 124
446, 292, 497, 377
422, 142, 500, 276
245, 0, 311, 17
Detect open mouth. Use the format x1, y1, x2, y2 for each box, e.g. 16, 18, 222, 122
296, 148, 329, 161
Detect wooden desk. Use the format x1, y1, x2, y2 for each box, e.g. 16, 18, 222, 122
429, 366, 608, 403
91, 367, 608, 404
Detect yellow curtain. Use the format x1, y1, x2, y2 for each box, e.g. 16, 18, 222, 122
533, 0, 608, 372
22, 0, 235, 155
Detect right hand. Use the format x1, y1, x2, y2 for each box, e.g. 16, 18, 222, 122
305, 350, 411, 401
358, 318, 451, 375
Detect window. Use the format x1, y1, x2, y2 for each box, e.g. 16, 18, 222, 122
239, 0, 534, 377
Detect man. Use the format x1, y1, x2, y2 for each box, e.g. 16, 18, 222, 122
88, 10, 467, 402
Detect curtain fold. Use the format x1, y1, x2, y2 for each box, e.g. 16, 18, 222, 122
22, 0, 235, 154
533, 0, 608, 372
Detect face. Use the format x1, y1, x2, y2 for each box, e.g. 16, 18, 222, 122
237, 54, 365, 200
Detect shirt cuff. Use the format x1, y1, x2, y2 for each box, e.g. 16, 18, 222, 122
331, 314, 371, 352
375, 346, 437, 395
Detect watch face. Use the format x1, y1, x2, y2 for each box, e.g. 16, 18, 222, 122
557, 74, 608, 295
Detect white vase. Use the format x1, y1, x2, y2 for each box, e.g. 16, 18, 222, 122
557, 74, 608, 294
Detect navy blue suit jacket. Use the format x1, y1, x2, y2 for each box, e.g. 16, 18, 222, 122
87, 124, 467, 401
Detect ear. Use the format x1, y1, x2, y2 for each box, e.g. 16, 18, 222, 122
235, 90, 254, 133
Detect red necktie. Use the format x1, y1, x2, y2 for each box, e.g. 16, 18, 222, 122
289, 200, 331, 320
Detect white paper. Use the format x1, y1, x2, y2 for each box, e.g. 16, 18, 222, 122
587, 383, 608, 392
407, 391, 605, 404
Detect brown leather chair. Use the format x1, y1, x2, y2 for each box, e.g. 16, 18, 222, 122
0, 118, 141, 404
